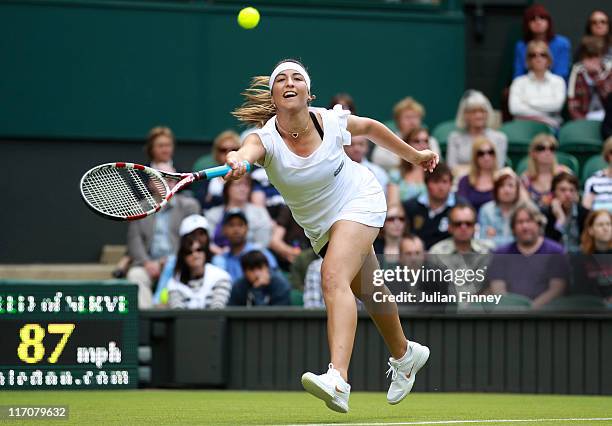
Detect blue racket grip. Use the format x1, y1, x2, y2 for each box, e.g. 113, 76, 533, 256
198, 161, 252, 180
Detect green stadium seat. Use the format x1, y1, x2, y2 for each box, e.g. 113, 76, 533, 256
192, 153, 216, 172
540, 295, 606, 312
559, 120, 602, 154
515, 152, 579, 177
290, 289, 304, 306
431, 120, 456, 153
500, 120, 551, 148
581, 155, 607, 185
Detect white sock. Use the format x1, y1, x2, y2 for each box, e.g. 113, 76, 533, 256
394, 341, 412, 363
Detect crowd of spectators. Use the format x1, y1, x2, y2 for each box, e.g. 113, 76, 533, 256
121, 4, 612, 311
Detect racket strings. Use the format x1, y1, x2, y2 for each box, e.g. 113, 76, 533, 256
82, 167, 167, 218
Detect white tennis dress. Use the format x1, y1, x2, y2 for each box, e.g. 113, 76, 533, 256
254, 105, 387, 254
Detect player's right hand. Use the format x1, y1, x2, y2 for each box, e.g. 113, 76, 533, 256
224, 151, 247, 181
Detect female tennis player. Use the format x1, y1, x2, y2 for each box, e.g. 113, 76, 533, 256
226, 59, 438, 413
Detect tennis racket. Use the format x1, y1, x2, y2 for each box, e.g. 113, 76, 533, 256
80, 161, 252, 221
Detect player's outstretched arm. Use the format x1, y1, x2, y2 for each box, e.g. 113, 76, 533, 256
224, 133, 266, 180
347, 115, 439, 172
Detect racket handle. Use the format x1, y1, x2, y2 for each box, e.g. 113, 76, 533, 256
198, 161, 252, 180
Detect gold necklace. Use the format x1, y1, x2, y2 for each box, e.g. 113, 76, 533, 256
276, 117, 310, 139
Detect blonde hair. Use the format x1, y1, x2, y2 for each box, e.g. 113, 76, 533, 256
393, 97, 425, 121
232, 76, 277, 128
468, 137, 498, 186
526, 133, 559, 178
232, 58, 310, 128
145, 126, 175, 161
455, 90, 495, 130
526, 40, 552, 69
213, 130, 241, 155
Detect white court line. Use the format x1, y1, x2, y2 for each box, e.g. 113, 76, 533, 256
274, 418, 612, 426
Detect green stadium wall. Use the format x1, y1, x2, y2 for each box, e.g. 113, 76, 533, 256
0, 0, 465, 263
0, 0, 465, 141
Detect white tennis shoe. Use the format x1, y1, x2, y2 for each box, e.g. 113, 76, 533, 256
301, 363, 351, 413
386, 340, 430, 404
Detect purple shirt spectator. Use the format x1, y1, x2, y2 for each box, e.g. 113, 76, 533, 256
456, 175, 493, 213
487, 238, 569, 300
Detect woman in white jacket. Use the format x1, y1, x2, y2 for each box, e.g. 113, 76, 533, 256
509, 40, 566, 129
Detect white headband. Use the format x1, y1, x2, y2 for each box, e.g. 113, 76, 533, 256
269, 62, 311, 92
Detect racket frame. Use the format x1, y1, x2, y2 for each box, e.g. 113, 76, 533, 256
80, 161, 249, 221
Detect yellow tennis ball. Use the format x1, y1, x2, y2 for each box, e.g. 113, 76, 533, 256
238, 7, 260, 30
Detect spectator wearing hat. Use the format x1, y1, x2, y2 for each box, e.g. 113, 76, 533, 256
125, 163, 200, 309
211, 209, 278, 282
153, 214, 212, 305
166, 232, 232, 309
228, 250, 291, 306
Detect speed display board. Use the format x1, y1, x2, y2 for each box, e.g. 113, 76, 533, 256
0, 282, 138, 389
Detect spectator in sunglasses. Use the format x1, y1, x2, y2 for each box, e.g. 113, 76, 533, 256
509, 40, 566, 129
456, 137, 498, 213
167, 233, 232, 309
429, 203, 493, 300
430, 203, 492, 255
373, 204, 406, 255
544, 172, 590, 253
568, 36, 612, 121
513, 4, 571, 81
580, 10, 611, 63
520, 134, 571, 210
387, 127, 429, 204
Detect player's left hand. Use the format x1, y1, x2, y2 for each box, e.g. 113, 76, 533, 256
417, 150, 439, 173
